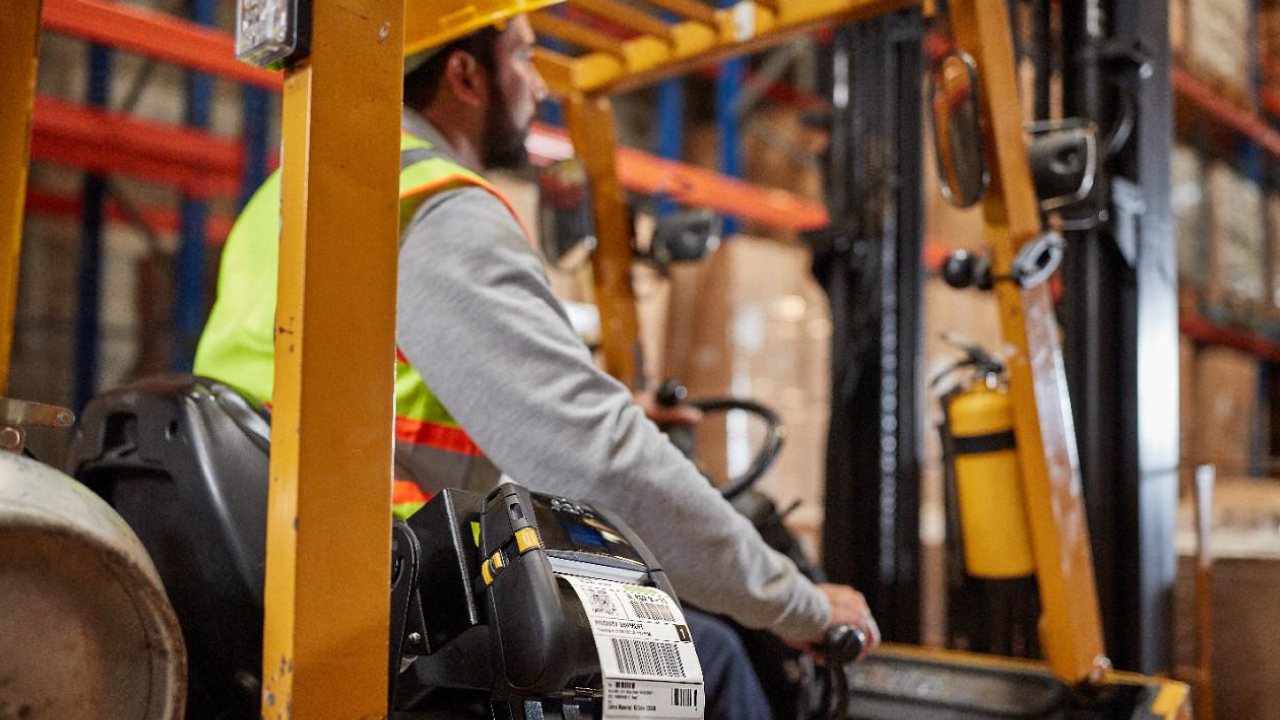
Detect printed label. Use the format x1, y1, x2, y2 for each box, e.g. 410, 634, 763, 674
560, 574, 704, 719
604, 678, 703, 719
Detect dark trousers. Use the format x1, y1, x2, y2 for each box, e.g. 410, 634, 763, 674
684, 609, 774, 720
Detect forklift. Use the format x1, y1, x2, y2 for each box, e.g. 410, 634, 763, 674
529, 0, 1191, 717
0, 0, 1188, 719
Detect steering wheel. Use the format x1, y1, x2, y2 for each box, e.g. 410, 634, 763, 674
656, 381, 786, 501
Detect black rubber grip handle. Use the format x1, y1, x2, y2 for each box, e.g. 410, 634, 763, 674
821, 624, 866, 665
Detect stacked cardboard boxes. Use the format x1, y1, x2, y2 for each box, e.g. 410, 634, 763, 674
1262, 0, 1280, 94
661, 237, 832, 560
1173, 145, 1207, 294
1207, 163, 1266, 313
1186, 345, 1260, 472
1174, 0, 1255, 109
1268, 196, 1280, 316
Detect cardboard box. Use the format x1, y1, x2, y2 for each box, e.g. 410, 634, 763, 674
1176, 478, 1280, 720
1173, 145, 1207, 290
661, 237, 831, 560
1190, 346, 1259, 470
1181, 0, 1255, 109
1261, 2, 1280, 92
687, 109, 826, 245
1207, 162, 1265, 309
1267, 195, 1280, 314
1180, 337, 1196, 467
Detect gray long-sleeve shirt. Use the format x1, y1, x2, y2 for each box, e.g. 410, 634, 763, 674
395, 113, 831, 640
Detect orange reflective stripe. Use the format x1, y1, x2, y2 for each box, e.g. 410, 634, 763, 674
395, 415, 483, 457
393, 479, 433, 505
399, 173, 535, 249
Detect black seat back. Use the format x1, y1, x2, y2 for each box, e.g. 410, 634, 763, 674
67, 374, 271, 720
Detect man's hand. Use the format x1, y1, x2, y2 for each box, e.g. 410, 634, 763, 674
633, 390, 703, 427
813, 583, 880, 661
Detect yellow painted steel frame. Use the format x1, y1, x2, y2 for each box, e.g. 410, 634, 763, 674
0, 1, 43, 394
565, 94, 644, 386
949, 0, 1108, 685
877, 645, 1190, 720
261, 0, 404, 718
532, 0, 915, 97
545, 0, 912, 389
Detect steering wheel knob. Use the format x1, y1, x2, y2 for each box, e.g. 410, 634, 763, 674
821, 624, 866, 665
655, 380, 688, 407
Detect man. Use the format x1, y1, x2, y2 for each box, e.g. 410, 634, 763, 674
195, 3, 879, 715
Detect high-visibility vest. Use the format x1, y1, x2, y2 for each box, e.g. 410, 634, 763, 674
194, 132, 531, 519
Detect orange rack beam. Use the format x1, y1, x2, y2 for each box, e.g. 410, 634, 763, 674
41, 0, 282, 90
39, 0, 830, 231
1173, 67, 1280, 158
25, 189, 236, 242
30, 96, 244, 198
527, 122, 830, 231
1180, 313, 1280, 364
1263, 87, 1280, 120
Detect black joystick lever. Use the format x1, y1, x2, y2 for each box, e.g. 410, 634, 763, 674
818, 624, 866, 720
655, 379, 687, 407
822, 624, 866, 665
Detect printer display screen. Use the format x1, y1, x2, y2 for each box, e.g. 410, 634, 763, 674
531, 493, 647, 571
563, 520, 610, 551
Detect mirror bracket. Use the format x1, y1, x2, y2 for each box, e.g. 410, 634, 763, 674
941, 231, 1065, 292
1026, 119, 1099, 214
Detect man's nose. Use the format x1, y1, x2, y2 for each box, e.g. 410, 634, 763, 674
531, 67, 549, 103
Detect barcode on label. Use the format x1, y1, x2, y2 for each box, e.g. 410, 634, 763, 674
614, 681, 636, 689
610, 638, 686, 678
589, 588, 619, 615
672, 688, 699, 707
629, 596, 676, 622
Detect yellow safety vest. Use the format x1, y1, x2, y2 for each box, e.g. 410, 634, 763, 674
194, 132, 531, 518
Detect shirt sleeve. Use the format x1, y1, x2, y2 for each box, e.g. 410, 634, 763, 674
396, 185, 832, 640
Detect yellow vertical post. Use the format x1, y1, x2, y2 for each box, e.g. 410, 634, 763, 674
949, 0, 1108, 684
0, 1, 43, 393
261, 0, 404, 717
565, 93, 643, 387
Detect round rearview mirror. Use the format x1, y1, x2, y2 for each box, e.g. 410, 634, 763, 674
650, 209, 721, 267
928, 49, 988, 208
537, 158, 596, 271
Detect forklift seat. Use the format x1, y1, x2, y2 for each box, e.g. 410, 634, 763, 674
67, 374, 272, 720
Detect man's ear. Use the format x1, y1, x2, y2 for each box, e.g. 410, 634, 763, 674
443, 50, 489, 109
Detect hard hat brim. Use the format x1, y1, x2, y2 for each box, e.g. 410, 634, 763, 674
404, 0, 566, 59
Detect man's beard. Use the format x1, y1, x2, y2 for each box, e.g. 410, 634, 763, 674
482, 89, 530, 170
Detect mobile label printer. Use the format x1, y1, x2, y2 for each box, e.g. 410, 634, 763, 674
397, 481, 704, 720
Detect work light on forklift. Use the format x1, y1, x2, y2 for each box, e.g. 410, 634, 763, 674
235, 0, 310, 68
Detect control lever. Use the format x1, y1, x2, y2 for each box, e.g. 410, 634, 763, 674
818, 624, 866, 720
656, 380, 696, 458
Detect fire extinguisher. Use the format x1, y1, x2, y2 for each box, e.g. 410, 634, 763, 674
934, 334, 1039, 656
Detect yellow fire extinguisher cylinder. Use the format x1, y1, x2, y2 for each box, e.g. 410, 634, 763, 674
948, 385, 1035, 579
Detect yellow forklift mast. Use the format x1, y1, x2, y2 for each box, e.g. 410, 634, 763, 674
538, 0, 1189, 715
0, 1, 1187, 718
